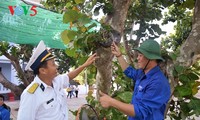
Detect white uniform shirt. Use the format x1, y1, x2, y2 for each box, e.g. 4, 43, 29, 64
17, 74, 69, 120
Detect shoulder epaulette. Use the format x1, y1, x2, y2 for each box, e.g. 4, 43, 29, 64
27, 83, 39, 94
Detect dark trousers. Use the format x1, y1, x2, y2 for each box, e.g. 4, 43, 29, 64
67, 91, 72, 98
75, 90, 78, 98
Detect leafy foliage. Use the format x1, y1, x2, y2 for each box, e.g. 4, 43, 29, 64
81, 59, 133, 119
0, 41, 34, 91
52, 49, 77, 73
126, 0, 166, 41
162, 5, 193, 51
168, 64, 200, 119
0, 41, 33, 69
161, 3, 200, 119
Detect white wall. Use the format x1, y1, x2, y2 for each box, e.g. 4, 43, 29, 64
0, 62, 11, 93
78, 85, 89, 94
0, 63, 11, 80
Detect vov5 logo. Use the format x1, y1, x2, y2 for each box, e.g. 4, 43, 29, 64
8, 6, 37, 16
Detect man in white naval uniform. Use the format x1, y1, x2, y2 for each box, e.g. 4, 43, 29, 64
17, 41, 98, 120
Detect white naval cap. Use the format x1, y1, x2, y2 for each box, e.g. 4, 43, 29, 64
25, 40, 54, 71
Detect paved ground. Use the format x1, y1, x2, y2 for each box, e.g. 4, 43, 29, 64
5, 94, 87, 120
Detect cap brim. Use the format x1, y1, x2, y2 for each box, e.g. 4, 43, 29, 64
134, 48, 165, 62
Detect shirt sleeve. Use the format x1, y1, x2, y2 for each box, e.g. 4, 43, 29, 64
17, 92, 37, 120
123, 66, 139, 80
55, 74, 69, 88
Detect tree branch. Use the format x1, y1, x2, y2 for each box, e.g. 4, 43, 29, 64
3, 52, 30, 86
177, 0, 200, 66
0, 72, 23, 96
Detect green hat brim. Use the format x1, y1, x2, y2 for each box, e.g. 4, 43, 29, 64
134, 48, 165, 62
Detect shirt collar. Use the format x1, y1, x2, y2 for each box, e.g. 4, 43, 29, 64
35, 75, 52, 91
145, 65, 160, 77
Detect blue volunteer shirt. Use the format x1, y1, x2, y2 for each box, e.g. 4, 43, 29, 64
124, 66, 170, 120
0, 106, 10, 120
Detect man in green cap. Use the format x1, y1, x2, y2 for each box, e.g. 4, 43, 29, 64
99, 40, 171, 120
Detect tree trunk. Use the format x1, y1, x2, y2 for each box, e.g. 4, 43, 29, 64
95, 47, 113, 98
164, 0, 200, 116
95, 0, 131, 98
3, 52, 31, 86
0, 72, 23, 96
0, 45, 34, 97
178, 0, 200, 67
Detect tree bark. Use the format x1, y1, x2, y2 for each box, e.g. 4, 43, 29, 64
3, 52, 31, 86
0, 72, 23, 96
178, 0, 200, 67
0, 44, 34, 97
95, 47, 113, 98
95, 0, 131, 98
163, 0, 200, 116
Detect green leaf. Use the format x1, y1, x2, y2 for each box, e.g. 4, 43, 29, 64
87, 23, 98, 31
77, 56, 87, 65
192, 81, 200, 95
187, 73, 199, 81
75, 0, 84, 4
80, 26, 87, 32
169, 52, 178, 60
92, 0, 97, 7
188, 98, 200, 115
179, 74, 189, 83
172, 69, 178, 77
10, 47, 18, 57
180, 102, 191, 119
61, 30, 77, 44
67, 30, 78, 40
0, 41, 9, 52
116, 91, 132, 103
66, 2, 72, 8
78, 14, 91, 25
61, 30, 70, 44
169, 113, 178, 119
176, 85, 192, 97
174, 65, 185, 74
63, 10, 80, 23
65, 48, 76, 57
180, 0, 195, 9
151, 24, 163, 35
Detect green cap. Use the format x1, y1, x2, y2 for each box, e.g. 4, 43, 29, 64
134, 40, 164, 61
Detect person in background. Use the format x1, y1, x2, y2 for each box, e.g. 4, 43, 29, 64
17, 41, 98, 120
71, 85, 75, 97
99, 40, 171, 120
67, 85, 72, 99
75, 85, 79, 98
0, 94, 10, 120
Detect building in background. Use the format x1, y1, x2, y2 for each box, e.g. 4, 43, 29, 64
0, 55, 20, 100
